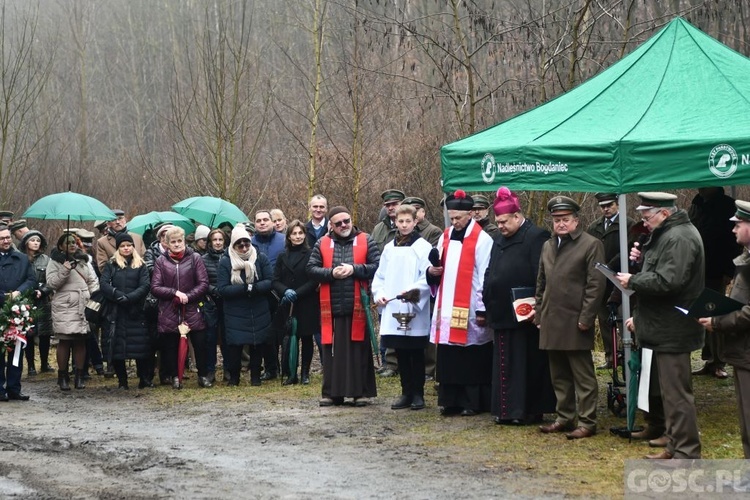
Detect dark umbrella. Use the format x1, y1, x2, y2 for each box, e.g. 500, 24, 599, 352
286, 304, 298, 378
359, 285, 379, 365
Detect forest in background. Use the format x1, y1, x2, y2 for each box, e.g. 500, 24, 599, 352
1, 0, 747, 231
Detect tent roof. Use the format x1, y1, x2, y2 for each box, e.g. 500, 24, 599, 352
441, 18, 750, 194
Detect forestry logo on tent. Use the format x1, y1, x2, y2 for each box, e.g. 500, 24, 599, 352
481, 153, 496, 183
708, 144, 738, 179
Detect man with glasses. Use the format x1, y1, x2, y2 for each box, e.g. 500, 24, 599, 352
586, 193, 636, 369
0, 225, 37, 401
617, 192, 705, 460
95, 209, 146, 273
307, 206, 380, 407
536, 196, 605, 440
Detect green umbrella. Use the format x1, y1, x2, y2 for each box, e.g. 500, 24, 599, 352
286, 304, 298, 378
171, 196, 248, 228
359, 285, 380, 365
627, 349, 642, 432
23, 191, 116, 223
128, 211, 195, 236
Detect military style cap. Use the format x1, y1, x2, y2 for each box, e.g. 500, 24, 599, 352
67, 227, 80, 234
402, 196, 426, 208
594, 193, 618, 206
472, 194, 490, 209
93, 220, 107, 230
635, 192, 677, 210
9, 219, 26, 232
381, 189, 406, 203
445, 190, 474, 211
76, 228, 95, 240
547, 195, 580, 215
730, 200, 750, 222
0, 210, 13, 220
108, 209, 125, 221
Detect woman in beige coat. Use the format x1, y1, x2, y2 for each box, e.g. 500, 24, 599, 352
46, 233, 99, 390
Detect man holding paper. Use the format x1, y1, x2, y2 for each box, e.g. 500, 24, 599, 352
617, 192, 704, 460
482, 187, 555, 425
698, 199, 750, 458
0, 225, 36, 401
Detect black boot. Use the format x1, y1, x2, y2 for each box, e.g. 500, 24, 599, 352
282, 375, 298, 386
74, 369, 86, 389
27, 362, 37, 377
40, 362, 54, 373
58, 370, 71, 391
301, 359, 311, 385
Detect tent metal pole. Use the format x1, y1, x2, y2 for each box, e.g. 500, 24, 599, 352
618, 194, 633, 406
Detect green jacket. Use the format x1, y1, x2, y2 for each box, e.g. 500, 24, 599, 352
712, 250, 750, 370
629, 210, 705, 353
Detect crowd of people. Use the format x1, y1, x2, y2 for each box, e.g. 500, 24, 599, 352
0, 186, 749, 463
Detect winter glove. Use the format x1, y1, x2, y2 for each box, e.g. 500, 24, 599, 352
116, 295, 129, 304
283, 289, 298, 303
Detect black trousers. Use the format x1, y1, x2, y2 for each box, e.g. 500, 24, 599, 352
396, 348, 425, 397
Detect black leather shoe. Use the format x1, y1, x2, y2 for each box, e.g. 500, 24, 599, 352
27, 368, 37, 377
251, 377, 262, 386
410, 395, 425, 410
198, 376, 213, 388
260, 372, 277, 381
138, 379, 155, 389
8, 392, 30, 401
0, 393, 8, 402
391, 395, 413, 410
282, 377, 298, 386
460, 408, 477, 416
301, 375, 310, 385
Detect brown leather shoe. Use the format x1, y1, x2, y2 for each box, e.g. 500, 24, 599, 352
649, 435, 669, 448
539, 421, 575, 434
644, 450, 673, 460
565, 426, 595, 440
631, 428, 665, 440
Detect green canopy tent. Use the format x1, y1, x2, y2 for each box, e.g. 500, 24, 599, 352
441, 17, 750, 428
441, 18, 750, 194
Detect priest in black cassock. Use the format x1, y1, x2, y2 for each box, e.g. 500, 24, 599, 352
482, 187, 556, 425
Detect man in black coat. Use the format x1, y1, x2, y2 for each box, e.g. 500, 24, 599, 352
483, 187, 555, 425
689, 187, 740, 379
0, 225, 37, 401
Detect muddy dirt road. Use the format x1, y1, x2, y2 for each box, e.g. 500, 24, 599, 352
0, 374, 554, 499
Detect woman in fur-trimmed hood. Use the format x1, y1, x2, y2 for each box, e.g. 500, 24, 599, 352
46, 232, 99, 390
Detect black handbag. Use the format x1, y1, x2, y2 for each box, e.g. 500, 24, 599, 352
85, 289, 108, 324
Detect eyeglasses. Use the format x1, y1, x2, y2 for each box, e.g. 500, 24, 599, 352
0, 236, 11, 241
333, 218, 351, 228
641, 211, 660, 223
235, 241, 251, 249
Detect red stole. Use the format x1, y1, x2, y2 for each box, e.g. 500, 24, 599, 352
318, 233, 368, 345
435, 222, 481, 345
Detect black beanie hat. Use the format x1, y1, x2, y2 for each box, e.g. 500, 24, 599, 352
115, 232, 134, 248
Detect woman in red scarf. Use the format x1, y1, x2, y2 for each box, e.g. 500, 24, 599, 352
151, 227, 210, 389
